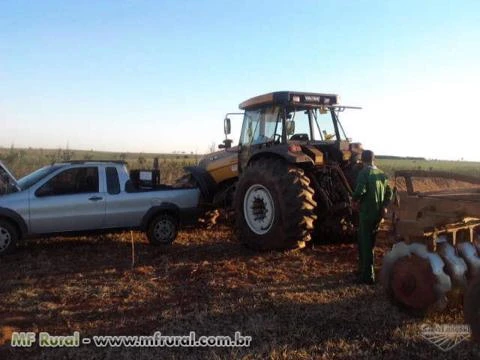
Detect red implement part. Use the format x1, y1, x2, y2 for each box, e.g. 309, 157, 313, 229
464, 277, 480, 343
391, 255, 438, 310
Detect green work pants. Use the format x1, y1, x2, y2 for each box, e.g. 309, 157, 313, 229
358, 217, 378, 282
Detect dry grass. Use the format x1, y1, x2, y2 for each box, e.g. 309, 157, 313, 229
0, 227, 478, 359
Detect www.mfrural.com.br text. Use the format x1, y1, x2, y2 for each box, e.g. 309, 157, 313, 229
10, 331, 252, 348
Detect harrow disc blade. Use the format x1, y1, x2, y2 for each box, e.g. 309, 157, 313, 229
464, 277, 480, 343
391, 255, 439, 310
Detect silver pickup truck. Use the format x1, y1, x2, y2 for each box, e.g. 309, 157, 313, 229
0, 160, 201, 255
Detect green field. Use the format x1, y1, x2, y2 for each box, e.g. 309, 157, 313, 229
1, 146, 480, 182
0, 147, 199, 184
376, 158, 480, 178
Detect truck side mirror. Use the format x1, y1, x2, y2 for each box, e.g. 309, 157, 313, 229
286, 120, 295, 136
224, 117, 231, 135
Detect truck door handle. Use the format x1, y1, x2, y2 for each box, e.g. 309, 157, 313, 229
88, 196, 103, 201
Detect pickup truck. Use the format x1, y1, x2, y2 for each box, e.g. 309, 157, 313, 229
0, 160, 201, 255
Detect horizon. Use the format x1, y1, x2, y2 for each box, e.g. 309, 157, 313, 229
1, 145, 480, 164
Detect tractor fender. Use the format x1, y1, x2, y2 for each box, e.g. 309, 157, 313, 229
184, 166, 217, 204
247, 149, 313, 167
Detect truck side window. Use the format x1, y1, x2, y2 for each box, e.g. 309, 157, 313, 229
36, 167, 99, 197
106, 167, 120, 195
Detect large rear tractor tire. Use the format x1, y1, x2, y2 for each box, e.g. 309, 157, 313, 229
234, 159, 316, 250
464, 276, 480, 343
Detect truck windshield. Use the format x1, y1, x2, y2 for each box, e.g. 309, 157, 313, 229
17, 165, 65, 190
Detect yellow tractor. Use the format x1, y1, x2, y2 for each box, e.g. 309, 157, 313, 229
188, 91, 363, 249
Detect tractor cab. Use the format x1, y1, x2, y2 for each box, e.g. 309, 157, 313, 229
230, 91, 362, 172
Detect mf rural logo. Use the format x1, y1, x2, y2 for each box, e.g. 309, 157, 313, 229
420, 324, 471, 352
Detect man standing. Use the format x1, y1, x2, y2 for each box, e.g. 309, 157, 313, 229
352, 150, 392, 284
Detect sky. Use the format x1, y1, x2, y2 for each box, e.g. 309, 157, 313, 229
1, 0, 479, 160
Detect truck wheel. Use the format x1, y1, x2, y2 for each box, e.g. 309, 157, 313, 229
464, 277, 480, 342
147, 214, 178, 246
0, 220, 18, 255
235, 159, 316, 250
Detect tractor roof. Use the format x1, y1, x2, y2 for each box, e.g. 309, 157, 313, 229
239, 91, 339, 110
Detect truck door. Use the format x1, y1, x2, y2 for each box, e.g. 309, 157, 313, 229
103, 166, 139, 228
29, 166, 106, 233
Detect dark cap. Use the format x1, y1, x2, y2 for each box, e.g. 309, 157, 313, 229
361, 150, 375, 163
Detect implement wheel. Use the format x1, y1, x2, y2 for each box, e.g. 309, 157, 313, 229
390, 255, 439, 311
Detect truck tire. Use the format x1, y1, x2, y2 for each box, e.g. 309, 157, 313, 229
464, 276, 480, 342
235, 158, 316, 250
147, 214, 178, 246
0, 219, 18, 256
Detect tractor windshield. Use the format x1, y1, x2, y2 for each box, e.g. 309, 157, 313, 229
287, 108, 347, 142
240, 106, 348, 145
240, 106, 282, 145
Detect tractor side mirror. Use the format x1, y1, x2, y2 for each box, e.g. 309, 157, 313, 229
286, 120, 295, 136
224, 117, 231, 135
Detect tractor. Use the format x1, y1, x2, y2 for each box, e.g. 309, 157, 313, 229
380, 170, 480, 342
191, 91, 363, 250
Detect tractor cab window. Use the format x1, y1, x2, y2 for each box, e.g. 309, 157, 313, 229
312, 108, 339, 141
240, 106, 281, 145
285, 108, 346, 142
286, 109, 310, 141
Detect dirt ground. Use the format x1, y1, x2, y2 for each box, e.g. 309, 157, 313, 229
0, 226, 478, 360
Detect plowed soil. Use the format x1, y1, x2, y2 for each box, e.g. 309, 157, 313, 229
0, 225, 478, 359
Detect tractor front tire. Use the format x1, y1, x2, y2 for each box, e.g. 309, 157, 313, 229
235, 159, 316, 250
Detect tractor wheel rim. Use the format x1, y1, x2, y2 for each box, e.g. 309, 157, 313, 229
154, 220, 174, 243
243, 184, 275, 235
0, 226, 11, 251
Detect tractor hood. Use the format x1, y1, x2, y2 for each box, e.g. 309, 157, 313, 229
198, 146, 239, 168
0, 161, 19, 195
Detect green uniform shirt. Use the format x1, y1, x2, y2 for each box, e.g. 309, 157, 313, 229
352, 165, 392, 221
